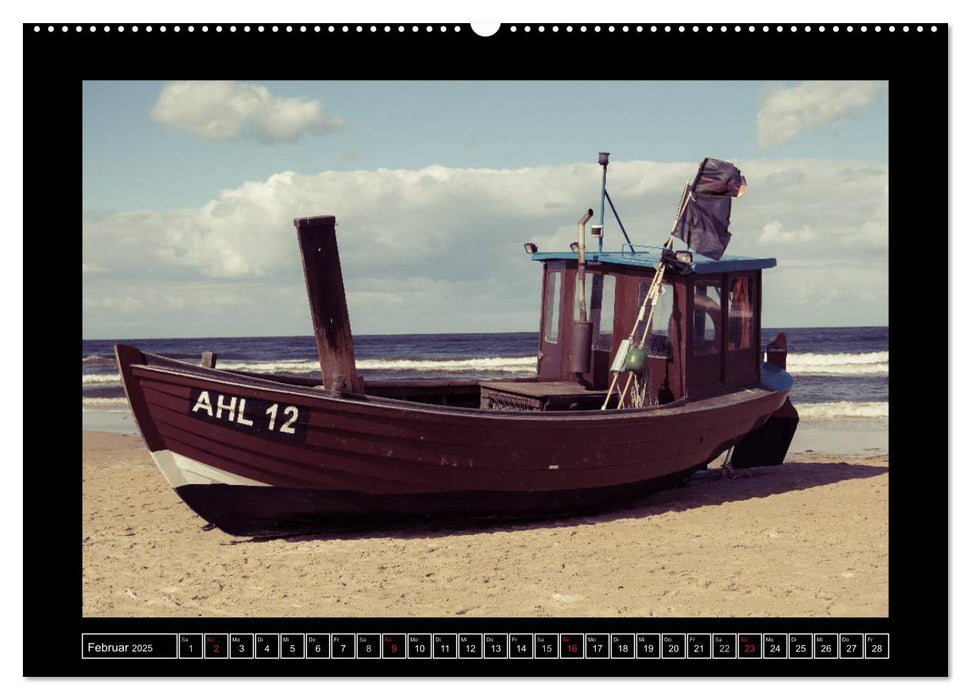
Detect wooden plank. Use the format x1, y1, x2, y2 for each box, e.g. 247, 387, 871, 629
294, 215, 364, 394
479, 380, 608, 399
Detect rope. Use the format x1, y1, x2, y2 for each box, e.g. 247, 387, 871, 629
614, 263, 666, 408
601, 180, 692, 411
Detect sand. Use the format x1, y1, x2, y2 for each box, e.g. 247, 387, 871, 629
82, 430, 888, 618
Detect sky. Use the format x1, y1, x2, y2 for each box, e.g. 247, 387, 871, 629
82, 80, 889, 338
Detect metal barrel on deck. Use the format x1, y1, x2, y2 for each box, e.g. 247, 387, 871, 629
294, 215, 364, 394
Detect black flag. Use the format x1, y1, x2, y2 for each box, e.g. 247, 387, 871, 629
674, 158, 746, 260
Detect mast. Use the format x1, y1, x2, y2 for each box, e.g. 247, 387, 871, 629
597, 152, 609, 253
294, 215, 365, 395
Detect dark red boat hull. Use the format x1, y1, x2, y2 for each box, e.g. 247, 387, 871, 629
175, 471, 700, 536
116, 344, 793, 536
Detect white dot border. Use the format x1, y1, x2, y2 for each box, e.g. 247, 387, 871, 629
30, 23, 942, 34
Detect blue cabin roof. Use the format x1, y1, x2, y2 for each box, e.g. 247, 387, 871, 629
531, 246, 776, 275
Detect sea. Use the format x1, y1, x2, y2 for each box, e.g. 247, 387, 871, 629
81, 326, 889, 454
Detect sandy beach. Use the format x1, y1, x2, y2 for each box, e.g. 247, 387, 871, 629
81, 428, 887, 618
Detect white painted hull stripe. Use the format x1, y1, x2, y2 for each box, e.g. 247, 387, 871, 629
150, 450, 271, 488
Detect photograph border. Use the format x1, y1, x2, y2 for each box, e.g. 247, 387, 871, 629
25, 21, 947, 677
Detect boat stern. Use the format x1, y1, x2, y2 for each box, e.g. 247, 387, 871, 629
729, 333, 799, 468
729, 395, 800, 468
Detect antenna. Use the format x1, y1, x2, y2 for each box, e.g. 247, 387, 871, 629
597, 152, 609, 253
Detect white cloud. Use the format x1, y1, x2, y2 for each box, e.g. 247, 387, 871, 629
82, 158, 888, 337
150, 81, 342, 143
757, 220, 816, 245
757, 81, 886, 150
854, 220, 888, 248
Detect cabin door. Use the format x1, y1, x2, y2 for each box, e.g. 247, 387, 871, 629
576, 271, 617, 389
537, 267, 566, 380
724, 274, 759, 387
686, 278, 725, 396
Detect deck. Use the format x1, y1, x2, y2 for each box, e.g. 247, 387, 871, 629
479, 380, 609, 411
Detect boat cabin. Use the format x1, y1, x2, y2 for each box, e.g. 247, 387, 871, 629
293, 215, 777, 412
527, 247, 776, 404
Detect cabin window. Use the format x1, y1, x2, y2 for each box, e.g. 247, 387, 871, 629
637, 280, 674, 358
544, 270, 562, 343
575, 273, 616, 351
693, 282, 722, 356
728, 276, 754, 350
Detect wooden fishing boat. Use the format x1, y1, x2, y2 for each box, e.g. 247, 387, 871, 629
116, 157, 798, 535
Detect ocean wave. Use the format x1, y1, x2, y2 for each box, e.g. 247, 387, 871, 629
786, 352, 888, 375
80, 355, 538, 385
214, 356, 537, 374
82, 355, 116, 367
82, 350, 885, 383
355, 356, 536, 372
82, 373, 121, 385
217, 359, 321, 374
797, 401, 888, 419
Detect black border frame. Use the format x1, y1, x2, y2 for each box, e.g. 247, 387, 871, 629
25, 21, 947, 677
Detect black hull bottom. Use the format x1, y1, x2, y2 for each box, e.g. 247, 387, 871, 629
176, 470, 700, 537
730, 397, 800, 469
